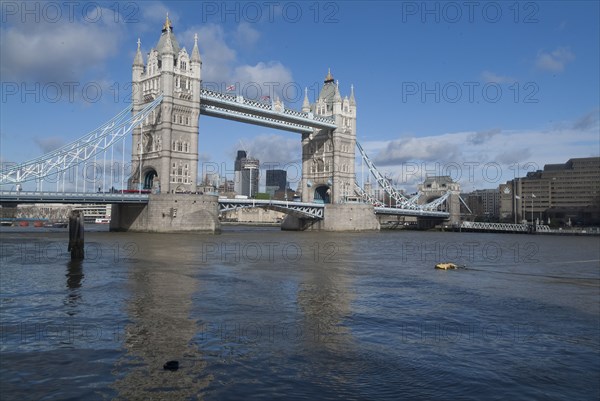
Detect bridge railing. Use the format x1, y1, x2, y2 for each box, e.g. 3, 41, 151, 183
0, 191, 149, 203
460, 221, 553, 232
200, 87, 336, 128
218, 198, 325, 219
1, 94, 164, 189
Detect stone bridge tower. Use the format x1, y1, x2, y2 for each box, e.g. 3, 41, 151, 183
301, 69, 356, 204
129, 15, 201, 193
418, 176, 461, 224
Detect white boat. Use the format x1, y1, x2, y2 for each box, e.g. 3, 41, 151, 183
94, 218, 111, 224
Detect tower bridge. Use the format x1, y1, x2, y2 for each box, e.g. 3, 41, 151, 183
0, 15, 455, 232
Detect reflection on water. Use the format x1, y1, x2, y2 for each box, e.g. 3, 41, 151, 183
0, 227, 598, 400
65, 260, 84, 311
112, 235, 211, 400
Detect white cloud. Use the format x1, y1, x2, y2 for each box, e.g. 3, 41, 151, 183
493, 148, 532, 165
480, 71, 515, 84
535, 47, 575, 72
234, 134, 301, 167
179, 24, 236, 84
0, 10, 123, 83
34, 136, 65, 153
140, 2, 179, 30
571, 108, 599, 131
233, 22, 261, 48
178, 23, 294, 100
468, 128, 501, 145
373, 136, 462, 165
360, 116, 599, 192
233, 62, 294, 99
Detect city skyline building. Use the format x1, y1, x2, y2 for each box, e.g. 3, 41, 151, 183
499, 157, 600, 225
266, 169, 287, 197
233, 150, 259, 197
464, 189, 501, 221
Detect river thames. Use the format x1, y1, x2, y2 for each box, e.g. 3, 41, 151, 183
1, 226, 599, 400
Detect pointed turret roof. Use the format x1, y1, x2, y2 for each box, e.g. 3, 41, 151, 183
333, 80, 342, 102
161, 27, 175, 55
191, 33, 201, 63
350, 84, 356, 106
302, 87, 310, 111
133, 38, 144, 66
318, 68, 336, 104
156, 13, 180, 57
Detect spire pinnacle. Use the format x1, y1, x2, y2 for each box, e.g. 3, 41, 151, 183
324, 68, 334, 83
302, 87, 310, 112
350, 83, 356, 105
191, 32, 201, 62
162, 12, 173, 32
333, 79, 342, 102
133, 38, 144, 66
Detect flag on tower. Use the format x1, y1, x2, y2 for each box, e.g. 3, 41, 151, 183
226, 84, 235, 91
261, 95, 271, 101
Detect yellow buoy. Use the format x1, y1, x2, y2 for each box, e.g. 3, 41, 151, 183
435, 263, 459, 270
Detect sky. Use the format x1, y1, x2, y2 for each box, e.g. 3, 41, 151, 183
1, 0, 599, 192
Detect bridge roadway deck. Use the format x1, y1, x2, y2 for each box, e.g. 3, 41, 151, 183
0, 191, 149, 204
0, 192, 451, 219
199, 88, 337, 133
373, 206, 450, 218
219, 198, 325, 219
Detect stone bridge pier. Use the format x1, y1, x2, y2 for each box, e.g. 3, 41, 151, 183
110, 194, 220, 233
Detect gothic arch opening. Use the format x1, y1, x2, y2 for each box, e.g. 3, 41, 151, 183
314, 185, 331, 204
144, 169, 158, 190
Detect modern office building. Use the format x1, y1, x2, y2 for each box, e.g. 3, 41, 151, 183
233, 150, 247, 195
499, 157, 600, 225
265, 169, 287, 196
233, 150, 260, 197
464, 189, 501, 221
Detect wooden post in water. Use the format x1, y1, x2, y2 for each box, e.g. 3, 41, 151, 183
68, 210, 84, 259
